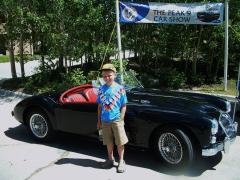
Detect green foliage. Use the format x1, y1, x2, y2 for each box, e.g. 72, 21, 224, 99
139, 73, 159, 88
187, 74, 205, 86
15, 54, 33, 62
111, 59, 129, 72
87, 71, 99, 82
157, 67, 187, 89
65, 69, 87, 86
138, 67, 186, 89
23, 68, 87, 94
1, 0, 240, 89
123, 69, 141, 88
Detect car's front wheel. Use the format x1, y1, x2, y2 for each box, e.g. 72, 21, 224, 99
26, 109, 55, 142
153, 128, 194, 170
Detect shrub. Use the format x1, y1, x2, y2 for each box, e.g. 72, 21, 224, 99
87, 71, 99, 82
157, 67, 186, 89
65, 69, 86, 87
139, 73, 159, 88
187, 74, 205, 86
24, 68, 87, 94
15, 54, 33, 62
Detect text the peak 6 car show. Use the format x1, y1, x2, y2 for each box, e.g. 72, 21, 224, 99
12, 71, 238, 169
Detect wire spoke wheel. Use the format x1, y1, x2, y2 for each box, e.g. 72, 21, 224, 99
29, 114, 48, 138
158, 132, 183, 164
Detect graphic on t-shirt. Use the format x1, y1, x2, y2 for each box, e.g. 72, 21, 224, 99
97, 84, 127, 122
99, 87, 125, 111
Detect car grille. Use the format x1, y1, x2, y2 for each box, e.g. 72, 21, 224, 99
219, 113, 237, 138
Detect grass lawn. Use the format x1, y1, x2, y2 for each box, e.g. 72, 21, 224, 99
191, 79, 238, 97
0, 55, 9, 63
0, 54, 41, 63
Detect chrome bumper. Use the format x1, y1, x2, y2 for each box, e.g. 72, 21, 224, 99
202, 136, 236, 156
202, 122, 238, 157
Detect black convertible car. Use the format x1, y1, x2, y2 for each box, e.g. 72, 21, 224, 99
197, 11, 220, 23
12, 72, 238, 169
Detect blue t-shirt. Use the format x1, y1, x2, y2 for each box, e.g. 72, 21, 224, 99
97, 83, 128, 122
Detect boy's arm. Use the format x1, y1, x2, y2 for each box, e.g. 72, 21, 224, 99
120, 104, 127, 120
97, 104, 102, 129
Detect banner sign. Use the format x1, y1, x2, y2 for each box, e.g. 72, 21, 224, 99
120, 2, 224, 25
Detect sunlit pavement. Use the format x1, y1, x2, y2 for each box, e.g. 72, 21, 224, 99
0, 90, 240, 180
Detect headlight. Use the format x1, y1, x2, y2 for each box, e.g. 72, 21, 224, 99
226, 101, 231, 113
210, 136, 217, 144
211, 118, 219, 135
219, 113, 235, 137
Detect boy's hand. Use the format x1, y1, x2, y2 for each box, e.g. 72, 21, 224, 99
97, 120, 102, 129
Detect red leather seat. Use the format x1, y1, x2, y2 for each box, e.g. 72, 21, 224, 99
65, 94, 87, 103
83, 88, 98, 103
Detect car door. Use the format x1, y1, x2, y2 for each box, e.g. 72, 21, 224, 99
55, 102, 98, 135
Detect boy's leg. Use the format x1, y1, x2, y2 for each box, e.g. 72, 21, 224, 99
107, 143, 114, 160
112, 120, 128, 173
117, 145, 124, 161
101, 122, 116, 168
117, 145, 126, 173
101, 143, 115, 168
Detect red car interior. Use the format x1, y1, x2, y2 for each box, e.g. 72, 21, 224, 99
65, 94, 87, 103
83, 88, 98, 102
59, 84, 98, 104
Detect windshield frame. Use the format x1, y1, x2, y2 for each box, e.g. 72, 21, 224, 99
92, 71, 143, 91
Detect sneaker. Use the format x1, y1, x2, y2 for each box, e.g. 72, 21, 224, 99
100, 159, 115, 169
117, 160, 126, 173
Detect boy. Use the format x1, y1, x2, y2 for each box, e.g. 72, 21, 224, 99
97, 63, 128, 173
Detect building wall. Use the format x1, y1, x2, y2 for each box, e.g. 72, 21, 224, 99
0, 22, 33, 55
6, 41, 34, 56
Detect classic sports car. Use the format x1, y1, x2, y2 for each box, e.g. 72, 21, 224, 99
12, 72, 238, 169
197, 11, 220, 23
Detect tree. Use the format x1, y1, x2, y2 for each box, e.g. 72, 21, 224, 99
1, 0, 18, 78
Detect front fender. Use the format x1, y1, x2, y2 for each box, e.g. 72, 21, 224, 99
133, 108, 214, 148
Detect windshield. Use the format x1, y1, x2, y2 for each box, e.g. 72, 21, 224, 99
92, 70, 143, 91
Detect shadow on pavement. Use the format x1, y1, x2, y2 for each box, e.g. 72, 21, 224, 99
55, 158, 103, 169
4, 124, 223, 177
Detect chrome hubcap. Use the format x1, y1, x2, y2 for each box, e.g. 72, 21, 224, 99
29, 114, 48, 138
158, 132, 183, 164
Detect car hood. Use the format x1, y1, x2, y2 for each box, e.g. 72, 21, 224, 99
128, 88, 222, 115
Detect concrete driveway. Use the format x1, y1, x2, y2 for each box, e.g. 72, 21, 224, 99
1, 90, 240, 180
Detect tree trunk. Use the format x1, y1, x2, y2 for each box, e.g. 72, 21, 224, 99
19, 34, 25, 77
213, 57, 221, 82
206, 48, 214, 81
59, 54, 64, 69
65, 56, 68, 73
41, 55, 45, 67
8, 40, 17, 78
40, 38, 45, 70
192, 26, 203, 76
184, 50, 191, 75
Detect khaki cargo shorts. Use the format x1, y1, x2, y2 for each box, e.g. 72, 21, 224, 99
102, 119, 128, 146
